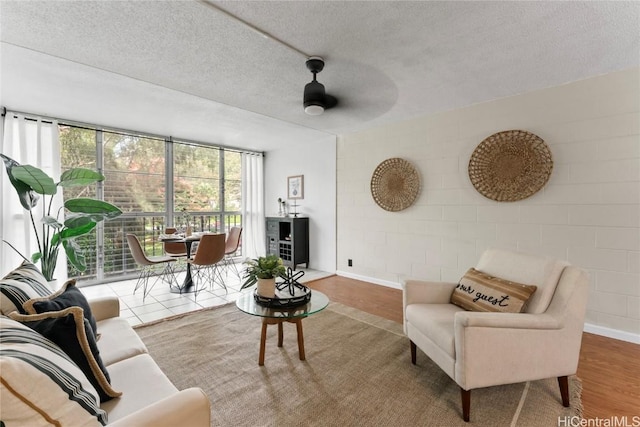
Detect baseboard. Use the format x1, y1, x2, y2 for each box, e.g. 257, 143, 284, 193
335, 270, 402, 290
336, 271, 640, 345
583, 323, 640, 345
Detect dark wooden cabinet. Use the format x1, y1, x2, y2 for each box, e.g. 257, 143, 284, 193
266, 217, 309, 270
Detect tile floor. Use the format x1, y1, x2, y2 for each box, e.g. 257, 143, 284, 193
79, 263, 333, 327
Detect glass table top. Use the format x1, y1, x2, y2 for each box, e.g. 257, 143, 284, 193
236, 289, 329, 319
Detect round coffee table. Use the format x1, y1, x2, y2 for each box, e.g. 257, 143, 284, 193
235, 289, 329, 366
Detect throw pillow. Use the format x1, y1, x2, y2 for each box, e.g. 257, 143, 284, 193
8, 307, 122, 403
451, 268, 538, 313
0, 316, 107, 426
23, 278, 98, 334
0, 261, 53, 315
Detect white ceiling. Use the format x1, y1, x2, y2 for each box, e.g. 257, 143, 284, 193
1, 0, 639, 152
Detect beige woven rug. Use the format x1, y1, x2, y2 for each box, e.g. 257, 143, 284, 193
134, 302, 581, 426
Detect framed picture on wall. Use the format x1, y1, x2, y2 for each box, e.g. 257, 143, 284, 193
287, 175, 304, 199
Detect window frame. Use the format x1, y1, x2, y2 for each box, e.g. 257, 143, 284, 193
58, 123, 251, 284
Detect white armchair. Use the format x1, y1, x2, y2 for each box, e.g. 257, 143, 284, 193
402, 248, 589, 422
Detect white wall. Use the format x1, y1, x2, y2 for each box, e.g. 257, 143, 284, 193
264, 135, 337, 273
337, 68, 640, 342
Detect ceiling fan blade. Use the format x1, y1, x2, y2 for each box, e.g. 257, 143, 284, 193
324, 94, 338, 110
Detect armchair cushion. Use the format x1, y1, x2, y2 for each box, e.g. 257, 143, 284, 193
405, 303, 464, 357
451, 268, 537, 313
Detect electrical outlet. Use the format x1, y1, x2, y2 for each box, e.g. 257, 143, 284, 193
348, 259, 353, 267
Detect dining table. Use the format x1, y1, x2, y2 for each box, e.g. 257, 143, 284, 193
158, 233, 202, 293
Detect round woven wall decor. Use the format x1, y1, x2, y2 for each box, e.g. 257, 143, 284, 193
371, 158, 420, 212
468, 130, 553, 202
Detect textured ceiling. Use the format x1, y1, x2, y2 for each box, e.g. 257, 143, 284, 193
1, 0, 639, 151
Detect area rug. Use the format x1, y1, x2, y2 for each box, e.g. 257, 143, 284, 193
134, 302, 581, 426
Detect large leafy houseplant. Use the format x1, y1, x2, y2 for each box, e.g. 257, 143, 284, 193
240, 255, 286, 290
1, 153, 122, 281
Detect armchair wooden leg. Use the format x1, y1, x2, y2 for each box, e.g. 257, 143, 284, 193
558, 376, 570, 407
410, 340, 416, 365
460, 388, 471, 422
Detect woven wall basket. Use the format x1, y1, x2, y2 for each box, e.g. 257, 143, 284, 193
371, 158, 421, 212
468, 130, 553, 202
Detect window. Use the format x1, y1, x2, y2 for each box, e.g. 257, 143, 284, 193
58, 125, 245, 284
174, 142, 220, 231
104, 132, 166, 213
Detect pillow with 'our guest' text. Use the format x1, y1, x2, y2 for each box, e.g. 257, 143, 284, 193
450, 268, 537, 313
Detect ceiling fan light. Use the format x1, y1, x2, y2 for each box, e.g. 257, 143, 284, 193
305, 105, 325, 115
303, 80, 326, 115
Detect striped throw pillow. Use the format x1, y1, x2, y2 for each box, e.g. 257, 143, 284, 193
9, 307, 121, 403
1, 261, 52, 315
451, 268, 538, 313
0, 316, 108, 426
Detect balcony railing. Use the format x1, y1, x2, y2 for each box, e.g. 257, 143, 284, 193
69, 212, 242, 284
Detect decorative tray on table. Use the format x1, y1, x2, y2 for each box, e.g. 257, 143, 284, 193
254, 269, 311, 308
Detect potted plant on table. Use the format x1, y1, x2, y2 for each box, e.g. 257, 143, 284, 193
241, 255, 286, 298
1, 153, 122, 282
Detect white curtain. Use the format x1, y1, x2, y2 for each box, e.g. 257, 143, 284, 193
241, 153, 265, 259
0, 113, 66, 281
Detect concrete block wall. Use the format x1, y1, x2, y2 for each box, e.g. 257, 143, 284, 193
336, 68, 640, 341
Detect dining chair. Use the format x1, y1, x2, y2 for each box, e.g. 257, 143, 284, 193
126, 234, 178, 301
222, 226, 243, 280
163, 227, 188, 258
188, 233, 226, 297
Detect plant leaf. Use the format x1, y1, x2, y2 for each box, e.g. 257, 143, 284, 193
240, 276, 257, 290
11, 165, 57, 195
59, 168, 105, 187
51, 221, 96, 246
60, 222, 96, 239
64, 214, 95, 229
31, 252, 43, 264
0, 153, 40, 210
64, 198, 122, 219
42, 215, 63, 230
63, 239, 87, 272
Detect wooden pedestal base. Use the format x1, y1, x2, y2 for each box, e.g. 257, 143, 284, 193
259, 317, 305, 366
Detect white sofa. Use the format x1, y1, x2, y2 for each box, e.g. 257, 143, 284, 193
0, 262, 211, 426
88, 295, 211, 426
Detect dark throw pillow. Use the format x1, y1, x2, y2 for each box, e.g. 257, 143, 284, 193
451, 268, 538, 313
23, 279, 98, 334
8, 307, 122, 403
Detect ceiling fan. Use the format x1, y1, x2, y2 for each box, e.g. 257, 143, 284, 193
303, 57, 338, 116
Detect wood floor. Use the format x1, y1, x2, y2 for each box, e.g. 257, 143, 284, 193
307, 275, 640, 419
